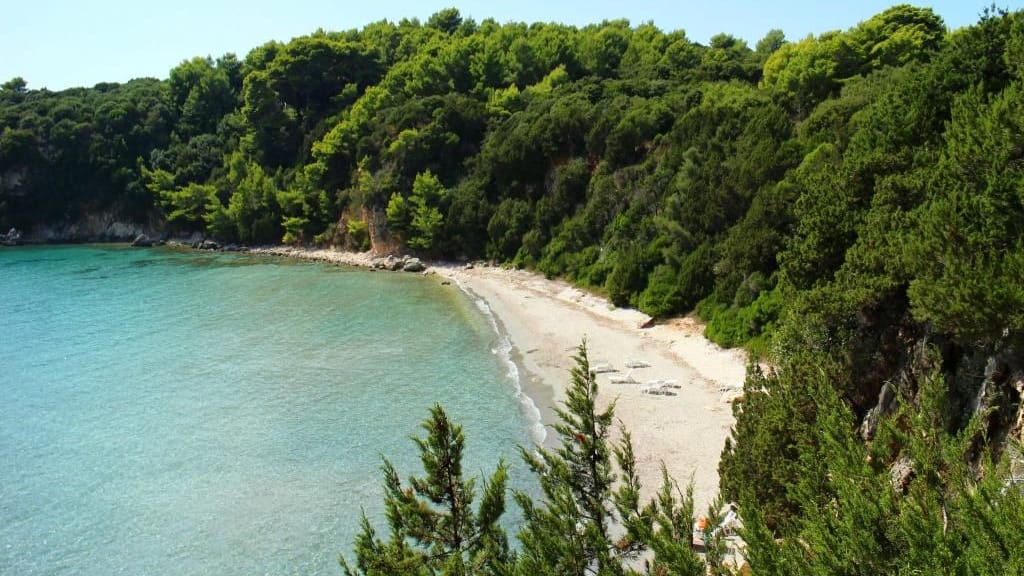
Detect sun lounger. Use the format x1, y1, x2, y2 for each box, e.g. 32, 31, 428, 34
609, 370, 639, 384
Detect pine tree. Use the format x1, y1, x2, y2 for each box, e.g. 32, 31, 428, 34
513, 341, 705, 576
341, 404, 510, 576
514, 341, 620, 575
343, 344, 707, 576
616, 455, 706, 576
736, 349, 1024, 574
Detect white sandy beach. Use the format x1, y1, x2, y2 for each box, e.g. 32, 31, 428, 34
248, 247, 748, 510
439, 265, 747, 511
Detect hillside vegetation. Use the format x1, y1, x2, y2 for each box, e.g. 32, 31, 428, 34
3, 4, 1023, 573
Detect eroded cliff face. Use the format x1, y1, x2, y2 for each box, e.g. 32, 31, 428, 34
809, 283, 1022, 456
23, 211, 160, 243
334, 206, 400, 255
856, 327, 1024, 476
364, 207, 401, 255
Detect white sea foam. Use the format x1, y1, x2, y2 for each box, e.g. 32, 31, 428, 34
455, 279, 547, 445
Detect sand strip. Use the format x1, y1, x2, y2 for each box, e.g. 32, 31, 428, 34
437, 264, 747, 510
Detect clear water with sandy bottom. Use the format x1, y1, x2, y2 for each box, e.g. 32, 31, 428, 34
0, 245, 538, 575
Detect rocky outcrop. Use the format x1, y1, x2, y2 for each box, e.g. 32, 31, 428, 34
367, 254, 430, 273
371, 255, 404, 271
194, 240, 220, 250
860, 382, 897, 442
890, 456, 914, 493
402, 258, 425, 272
364, 207, 400, 255
859, 332, 1024, 477
131, 234, 154, 247
1012, 378, 1024, 442
24, 212, 158, 243
0, 167, 27, 193
1, 227, 21, 246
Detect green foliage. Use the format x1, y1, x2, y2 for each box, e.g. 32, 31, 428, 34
514, 342, 619, 574
719, 361, 818, 533
604, 243, 646, 307
168, 56, 236, 138
385, 192, 411, 231
903, 83, 1024, 341
223, 161, 282, 243
674, 243, 716, 311
426, 8, 464, 35
387, 170, 449, 252
341, 405, 510, 576
343, 344, 707, 575
853, 4, 945, 69
10, 11, 1024, 572
486, 198, 532, 261
1, 77, 28, 94
760, 5, 943, 117
346, 217, 371, 251
701, 283, 782, 354
144, 164, 216, 232
1, 77, 173, 229
637, 264, 682, 319
761, 32, 859, 116
165, 183, 217, 231
407, 171, 447, 251
755, 30, 786, 60
732, 350, 1024, 574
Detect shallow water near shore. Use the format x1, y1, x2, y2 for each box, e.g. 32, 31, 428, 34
0, 245, 539, 575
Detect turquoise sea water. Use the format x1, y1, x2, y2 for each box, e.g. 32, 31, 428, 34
0, 245, 541, 575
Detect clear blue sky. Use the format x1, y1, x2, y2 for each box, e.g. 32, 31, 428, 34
3, 1, 1020, 90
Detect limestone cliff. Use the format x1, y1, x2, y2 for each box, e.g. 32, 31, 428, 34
23, 211, 160, 243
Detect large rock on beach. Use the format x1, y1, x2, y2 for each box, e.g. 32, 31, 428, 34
403, 257, 426, 272
370, 255, 404, 270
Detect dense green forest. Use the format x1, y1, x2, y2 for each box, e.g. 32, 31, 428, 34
3, 4, 1024, 573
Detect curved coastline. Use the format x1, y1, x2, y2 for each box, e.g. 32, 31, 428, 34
455, 278, 550, 447
242, 246, 748, 510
